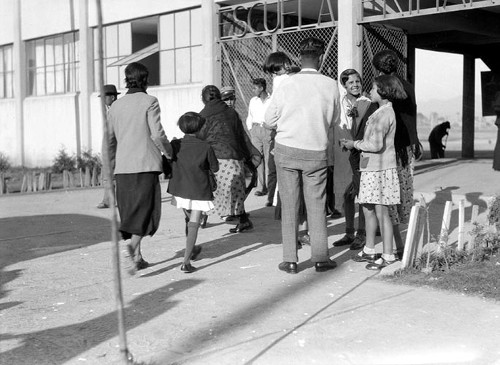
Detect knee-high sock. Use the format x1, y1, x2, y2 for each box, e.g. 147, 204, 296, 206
184, 222, 199, 264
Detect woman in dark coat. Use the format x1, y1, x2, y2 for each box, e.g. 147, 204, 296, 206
428, 121, 451, 159
197, 85, 255, 233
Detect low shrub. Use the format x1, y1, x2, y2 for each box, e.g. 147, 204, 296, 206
488, 195, 500, 230
77, 150, 102, 172
52, 148, 76, 173
0, 152, 11, 172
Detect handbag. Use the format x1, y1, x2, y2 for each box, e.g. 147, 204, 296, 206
162, 155, 172, 179
208, 170, 217, 192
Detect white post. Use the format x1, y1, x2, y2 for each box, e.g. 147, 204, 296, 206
457, 200, 465, 250
79, 0, 93, 153
202, 0, 218, 86
337, 0, 363, 77
13, 0, 26, 166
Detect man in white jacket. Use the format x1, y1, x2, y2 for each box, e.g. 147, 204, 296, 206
265, 37, 341, 274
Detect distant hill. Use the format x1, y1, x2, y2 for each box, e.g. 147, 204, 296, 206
417, 94, 484, 122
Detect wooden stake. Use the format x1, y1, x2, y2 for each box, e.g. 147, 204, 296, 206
457, 200, 465, 251
402, 204, 423, 268
438, 201, 453, 246
468, 205, 479, 251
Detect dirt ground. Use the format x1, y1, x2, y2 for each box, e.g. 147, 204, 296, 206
1, 158, 500, 365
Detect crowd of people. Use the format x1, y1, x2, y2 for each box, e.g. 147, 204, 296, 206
101, 38, 419, 275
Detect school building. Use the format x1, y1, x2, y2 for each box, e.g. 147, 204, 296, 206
1, 0, 498, 167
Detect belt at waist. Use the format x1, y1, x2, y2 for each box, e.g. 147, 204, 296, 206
252, 122, 264, 127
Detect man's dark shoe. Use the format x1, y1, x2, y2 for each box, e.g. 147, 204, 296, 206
191, 245, 202, 261
278, 261, 298, 274
97, 202, 109, 209
265, 201, 273, 207
254, 190, 268, 196
349, 235, 366, 250
315, 259, 337, 272
329, 209, 342, 219
352, 251, 380, 263
333, 235, 354, 247
229, 220, 253, 233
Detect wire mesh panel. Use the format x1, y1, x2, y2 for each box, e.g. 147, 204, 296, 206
361, 24, 407, 92
220, 26, 338, 119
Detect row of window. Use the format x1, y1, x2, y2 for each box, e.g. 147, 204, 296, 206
0, 7, 202, 98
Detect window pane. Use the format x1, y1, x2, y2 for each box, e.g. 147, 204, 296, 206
160, 50, 175, 85
94, 60, 101, 90
46, 65, 55, 94
106, 58, 119, 86
191, 8, 202, 46
191, 46, 203, 83
0, 74, 4, 98
46, 38, 54, 66
106, 25, 118, 57
175, 48, 190, 84
55, 64, 64, 93
74, 33, 80, 62
6, 72, 13, 98
118, 23, 132, 56
67, 63, 76, 92
36, 40, 45, 67
64, 33, 75, 64
36, 68, 45, 95
118, 65, 127, 89
93, 28, 99, 59
4, 46, 13, 70
54, 36, 63, 65
160, 14, 174, 50
175, 11, 190, 48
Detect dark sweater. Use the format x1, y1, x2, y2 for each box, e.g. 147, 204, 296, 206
167, 135, 219, 201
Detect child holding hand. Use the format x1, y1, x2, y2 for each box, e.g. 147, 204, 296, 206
341, 74, 407, 270
167, 112, 219, 273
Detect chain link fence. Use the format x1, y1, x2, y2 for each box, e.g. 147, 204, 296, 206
361, 24, 407, 92
220, 27, 338, 120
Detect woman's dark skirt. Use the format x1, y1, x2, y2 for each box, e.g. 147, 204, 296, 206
115, 172, 161, 240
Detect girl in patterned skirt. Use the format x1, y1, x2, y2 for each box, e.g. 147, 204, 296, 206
341, 75, 407, 270
167, 112, 219, 273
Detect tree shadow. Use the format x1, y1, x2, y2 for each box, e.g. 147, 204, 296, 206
0, 279, 202, 365
0, 214, 111, 313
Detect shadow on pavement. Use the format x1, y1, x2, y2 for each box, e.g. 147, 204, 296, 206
0, 214, 111, 313
0, 279, 202, 365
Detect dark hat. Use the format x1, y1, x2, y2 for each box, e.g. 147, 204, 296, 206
98, 84, 120, 97
220, 86, 235, 101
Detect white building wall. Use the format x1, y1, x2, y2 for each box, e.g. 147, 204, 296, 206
23, 95, 79, 167
0, 0, 15, 44
0, 100, 17, 157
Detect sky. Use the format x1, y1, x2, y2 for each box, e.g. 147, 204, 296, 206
415, 49, 491, 105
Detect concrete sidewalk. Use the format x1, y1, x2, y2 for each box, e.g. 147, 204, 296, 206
0, 158, 499, 365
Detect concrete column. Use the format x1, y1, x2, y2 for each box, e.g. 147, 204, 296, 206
202, 0, 218, 85
462, 54, 475, 159
13, 0, 25, 166
78, 0, 93, 154
337, 0, 363, 77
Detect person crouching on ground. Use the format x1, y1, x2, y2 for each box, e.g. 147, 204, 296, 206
341, 74, 407, 270
167, 112, 219, 273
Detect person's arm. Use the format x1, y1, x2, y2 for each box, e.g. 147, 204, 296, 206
246, 99, 254, 131
147, 99, 172, 158
107, 113, 117, 172
207, 146, 219, 173
264, 94, 280, 129
353, 112, 390, 153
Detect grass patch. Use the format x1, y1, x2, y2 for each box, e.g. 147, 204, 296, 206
384, 253, 500, 301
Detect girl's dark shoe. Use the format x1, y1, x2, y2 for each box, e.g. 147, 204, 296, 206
180, 263, 197, 273
366, 257, 398, 270
333, 235, 354, 247
229, 220, 253, 233
352, 251, 381, 263
200, 214, 208, 228
135, 258, 149, 270
191, 245, 202, 261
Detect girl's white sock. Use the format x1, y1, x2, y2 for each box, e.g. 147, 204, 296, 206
363, 246, 375, 254
382, 253, 396, 261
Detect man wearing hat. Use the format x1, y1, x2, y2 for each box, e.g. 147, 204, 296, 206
97, 84, 120, 209
220, 86, 236, 108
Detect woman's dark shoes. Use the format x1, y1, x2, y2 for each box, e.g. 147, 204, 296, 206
333, 235, 354, 247
191, 245, 202, 261
229, 220, 253, 233
352, 251, 381, 263
366, 257, 398, 270
395, 249, 405, 261
315, 259, 337, 272
254, 190, 268, 196
329, 209, 342, 219
180, 263, 197, 273
298, 234, 311, 246
349, 235, 366, 250
278, 261, 298, 274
